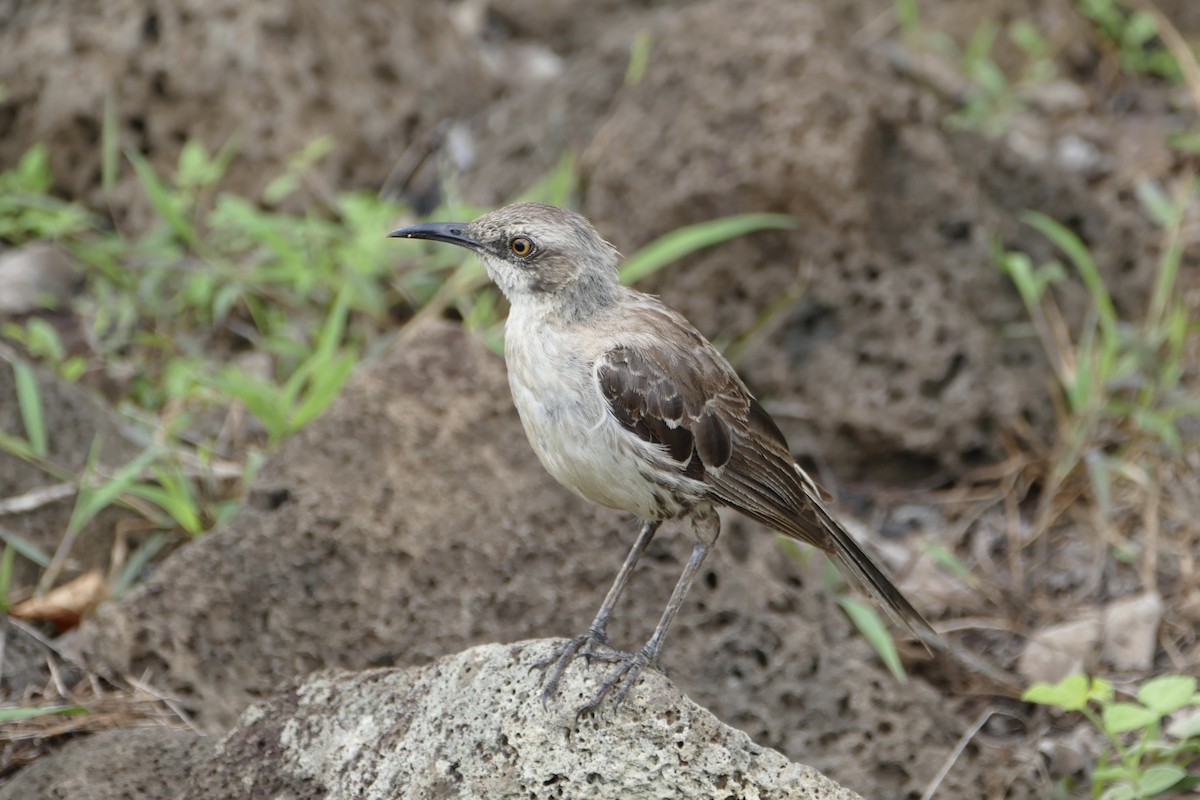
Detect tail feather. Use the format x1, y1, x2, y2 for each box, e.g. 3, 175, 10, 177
810, 496, 1015, 688
812, 499, 942, 650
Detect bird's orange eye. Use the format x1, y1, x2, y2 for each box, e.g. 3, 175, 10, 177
510, 236, 534, 257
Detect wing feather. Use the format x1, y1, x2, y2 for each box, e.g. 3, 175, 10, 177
593, 304, 937, 643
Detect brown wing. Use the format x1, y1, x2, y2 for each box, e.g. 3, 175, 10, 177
597, 343, 733, 481
594, 324, 820, 541
595, 310, 937, 644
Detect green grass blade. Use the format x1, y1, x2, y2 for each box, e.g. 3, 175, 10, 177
13, 361, 47, 457
1021, 210, 1118, 343
126, 148, 199, 251
314, 284, 352, 360
213, 372, 285, 439
0, 429, 34, 460
127, 482, 201, 534
288, 353, 356, 431
68, 445, 162, 536
837, 595, 907, 683
0, 705, 89, 722
620, 213, 797, 285
0, 527, 52, 568
0, 544, 14, 611
112, 532, 168, 599
625, 30, 653, 86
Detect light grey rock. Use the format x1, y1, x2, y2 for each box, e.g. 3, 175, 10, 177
1102, 592, 1164, 671
205, 639, 861, 800
0, 242, 79, 316
0, 639, 861, 800
1017, 615, 1101, 685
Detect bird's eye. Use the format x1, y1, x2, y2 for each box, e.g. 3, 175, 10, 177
509, 236, 534, 257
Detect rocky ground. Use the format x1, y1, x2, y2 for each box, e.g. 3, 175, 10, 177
1, 0, 1198, 798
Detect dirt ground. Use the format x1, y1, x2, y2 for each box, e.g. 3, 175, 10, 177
2, 0, 1198, 798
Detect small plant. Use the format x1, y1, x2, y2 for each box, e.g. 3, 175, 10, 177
1076, 0, 1183, 82
1024, 673, 1200, 798
943, 18, 1058, 137
994, 185, 1200, 530
0, 144, 96, 241
893, 2, 1058, 137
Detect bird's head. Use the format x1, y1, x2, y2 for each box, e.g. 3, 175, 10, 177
389, 203, 621, 308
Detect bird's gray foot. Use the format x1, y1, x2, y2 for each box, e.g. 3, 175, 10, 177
534, 627, 615, 707
575, 644, 655, 716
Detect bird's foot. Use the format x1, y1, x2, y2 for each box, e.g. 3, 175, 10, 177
533, 627, 614, 708
574, 644, 655, 717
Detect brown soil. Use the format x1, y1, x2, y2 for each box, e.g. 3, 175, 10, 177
2, 0, 1197, 797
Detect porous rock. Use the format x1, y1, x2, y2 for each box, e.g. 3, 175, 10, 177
207, 641, 861, 800
0, 641, 860, 800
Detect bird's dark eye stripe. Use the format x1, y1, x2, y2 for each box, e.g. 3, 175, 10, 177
510, 236, 534, 257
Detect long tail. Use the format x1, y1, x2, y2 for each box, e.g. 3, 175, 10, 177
807, 495, 942, 649
706, 437, 1011, 686
807, 493, 1014, 687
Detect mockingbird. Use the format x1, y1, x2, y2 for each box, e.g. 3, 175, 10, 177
390, 202, 939, 712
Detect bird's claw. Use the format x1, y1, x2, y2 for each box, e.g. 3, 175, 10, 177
534, 631, 657, 714
574, 646, 654, 717
533, 628, 613, 708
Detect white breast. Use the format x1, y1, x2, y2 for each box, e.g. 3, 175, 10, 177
503, 306, 703, 520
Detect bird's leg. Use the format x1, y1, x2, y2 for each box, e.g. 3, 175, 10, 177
577, 506, 720, 715
535, 519, 661, 706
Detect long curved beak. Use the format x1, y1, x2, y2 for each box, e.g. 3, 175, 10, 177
387, 221, 482, 251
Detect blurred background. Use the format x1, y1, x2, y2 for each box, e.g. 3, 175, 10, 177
1, 0, 1198, 797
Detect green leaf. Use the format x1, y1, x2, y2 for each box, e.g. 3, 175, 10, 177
775, 535, 811, 568
1166, 130, 1200, 154
895, 0, 921, 38
1023, 673, 1092, 711
1139, 765, 1186, 796
1123, 10, 1159, 50
838, 595, 906, 683
314, 284, 352, 360
0, 705, 89, 722
216, 373, 286, 440
1102, 702, 1160, 734
923, 541, 974, 583
13, 361, 47, 457
111, 532, 168, 599
1088, 676, 1115, 705
625, 29, 653, 86
14, 144, 52, 193
1009, 19, 1046, 57
24, 318, 67, 360
0, 428, 36, 460
0, 528, 52, 568
0, 545, 14, 611
263, 173, 300, 206
177, 140, 219, 189
1098, 783, 1137, 800
127, 479, 201, 534
620, 213, 797, 284
1138, 675, 1197, 715
1134, 181, 1177, 228
288, 353, 355, 431
126, 148, 199, 251
1022, 210, 1118, 344
68, 446, 163, 536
